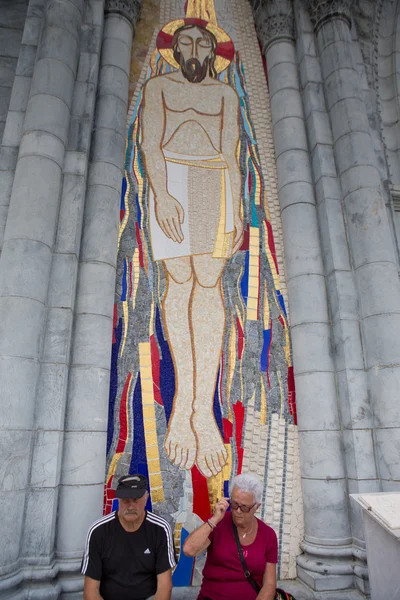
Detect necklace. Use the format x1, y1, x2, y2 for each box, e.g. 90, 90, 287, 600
241, 520, 254, 539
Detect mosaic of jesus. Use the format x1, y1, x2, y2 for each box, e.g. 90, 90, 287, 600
105, 2, 298, 572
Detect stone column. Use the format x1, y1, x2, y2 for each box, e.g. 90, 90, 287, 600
252, 0, 353, 591
21, 1, 105, 587
56, 0, 141, 572
295, 1, 374, 593
0, 0, 45, 253
310, 0, 400, 492
0, 0, 84, 584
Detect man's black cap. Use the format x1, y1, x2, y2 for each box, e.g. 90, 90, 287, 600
115, 474, 148, 499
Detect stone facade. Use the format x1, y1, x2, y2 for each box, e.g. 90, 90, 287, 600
0, 0, 400, 598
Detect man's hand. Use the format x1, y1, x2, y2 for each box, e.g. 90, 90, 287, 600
155, 193, 185, 243
210, 497, 230, 526
232, 216, 244, 254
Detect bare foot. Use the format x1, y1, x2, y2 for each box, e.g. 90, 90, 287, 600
164, 409, 197, 470
192, 412, 228, 478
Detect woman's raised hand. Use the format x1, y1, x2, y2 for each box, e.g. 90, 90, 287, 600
212, 497, 230, 525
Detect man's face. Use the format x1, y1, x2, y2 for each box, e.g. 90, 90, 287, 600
177, 27, 213, 83
118, 493, 148, 526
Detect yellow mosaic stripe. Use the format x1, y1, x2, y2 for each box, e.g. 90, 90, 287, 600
166, 157, 227, 169
247, 226, 260, 321
260, 375, 267, 426
131, 248, 140, 312
263, 280, 270, 328
106, 452, 122, 484
138, 342, 164, 503
174, 522, 183, 557
226, 315, 236, 420
207, 444, 232, 508
120, 297, 129, 358
186, 0, 218, 24
118, 152, 130, 249
254, 166, 261, 206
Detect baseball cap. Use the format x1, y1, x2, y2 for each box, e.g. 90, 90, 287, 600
115, 474, 148, 499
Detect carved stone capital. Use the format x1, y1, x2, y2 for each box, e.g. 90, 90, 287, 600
308, 0, 352, 32
105, 0, 142, 28
251, 0, 294, 53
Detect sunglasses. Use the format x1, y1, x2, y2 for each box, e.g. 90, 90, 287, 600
229, 500, 256, 513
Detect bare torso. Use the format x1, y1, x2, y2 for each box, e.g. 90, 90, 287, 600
160, 73, 227, 155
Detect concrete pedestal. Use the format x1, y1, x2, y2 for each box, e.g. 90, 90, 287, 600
351, 493, 400, 600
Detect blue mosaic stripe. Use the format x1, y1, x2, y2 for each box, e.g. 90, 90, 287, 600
172, 528, 193, 586
107, 317, 122, 456
120, 177, 127, 210
156, 307, 175, 424
121, 259, 127, 302
276, 290, 287, 318
129, 373, 152, 511
213, 366, 224, 437
241, 250, 249, 304
260, 329, 271, 372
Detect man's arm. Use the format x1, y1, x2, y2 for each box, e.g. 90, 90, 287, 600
221, 86, 243, 253
141, 76, 184, 243
83, 576, 103, 600
256, 562, 277, 600
154, 569, 173, 600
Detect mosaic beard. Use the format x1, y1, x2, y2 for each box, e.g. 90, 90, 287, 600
181, 57, 209, 83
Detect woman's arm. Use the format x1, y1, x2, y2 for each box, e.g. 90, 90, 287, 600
183, 497, 229, 557
256, 562, 277, 600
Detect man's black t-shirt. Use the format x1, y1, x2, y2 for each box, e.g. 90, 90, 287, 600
81, 511, 176, 600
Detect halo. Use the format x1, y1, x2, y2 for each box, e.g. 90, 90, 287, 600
156, 17, 235, 74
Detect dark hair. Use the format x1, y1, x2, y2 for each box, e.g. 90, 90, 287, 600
172, 24, 218, 79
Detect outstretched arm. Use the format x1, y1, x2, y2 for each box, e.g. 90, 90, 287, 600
141, 77, 184, 243
221, 88, 243, 254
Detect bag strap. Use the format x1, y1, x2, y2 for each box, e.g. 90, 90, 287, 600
231, 519, 261, 594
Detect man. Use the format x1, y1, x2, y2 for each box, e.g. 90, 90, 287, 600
82, 474, 175, 600
141, 20, 243, 479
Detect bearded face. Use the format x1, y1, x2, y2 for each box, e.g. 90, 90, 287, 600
180, 56, 210, 83
173, 26, 216, 83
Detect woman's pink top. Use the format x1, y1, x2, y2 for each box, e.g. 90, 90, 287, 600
197, 511, 278, 600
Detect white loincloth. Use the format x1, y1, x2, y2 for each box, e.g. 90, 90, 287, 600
148, 149, 234, 261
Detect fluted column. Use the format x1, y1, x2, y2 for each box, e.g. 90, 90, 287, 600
295, 0, 374, 593
0, 0, 84, 587
20, 5, 105, 596
56, 0, 142, 579
310, 0, 400, 493
252, 0, 352, 591
0, 0, 45, 253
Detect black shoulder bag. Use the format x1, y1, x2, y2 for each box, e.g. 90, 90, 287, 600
232, 519, 261, 593
232, 520, 296, 600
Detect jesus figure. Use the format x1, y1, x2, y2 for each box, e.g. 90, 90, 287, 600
141, 20, 243, 478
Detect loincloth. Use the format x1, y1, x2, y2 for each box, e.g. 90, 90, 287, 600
148, 150, 235, 261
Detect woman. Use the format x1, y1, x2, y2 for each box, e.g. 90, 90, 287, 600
183, 474, 277, 600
